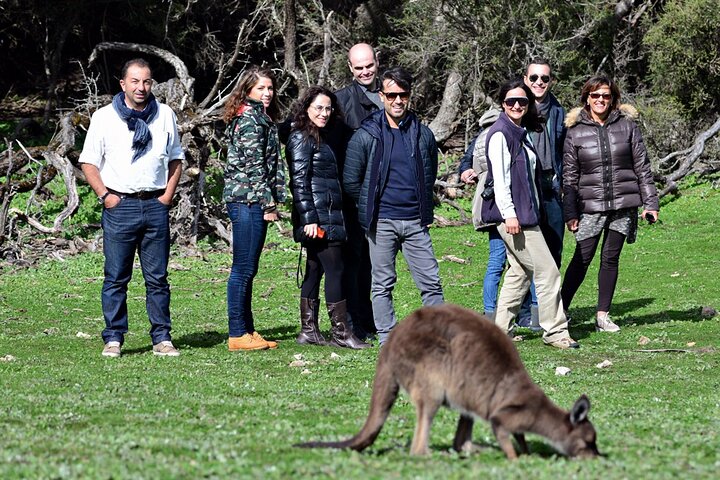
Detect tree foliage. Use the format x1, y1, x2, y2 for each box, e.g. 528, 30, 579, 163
645, 0, 720, 116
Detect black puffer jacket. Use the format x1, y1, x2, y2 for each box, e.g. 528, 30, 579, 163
562, 105, 659, 221
286, 130, 346, 242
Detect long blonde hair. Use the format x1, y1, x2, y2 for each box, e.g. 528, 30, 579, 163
223, 66, 278, 123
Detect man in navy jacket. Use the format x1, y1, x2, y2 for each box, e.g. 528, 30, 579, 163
344, 67, 444, 345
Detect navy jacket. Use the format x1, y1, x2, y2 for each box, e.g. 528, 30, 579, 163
540, 93, 566, 195
343, 110, 438, 230
481, 112, 543, 227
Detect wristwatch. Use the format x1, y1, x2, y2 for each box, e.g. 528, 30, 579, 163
98, 191, 110, 204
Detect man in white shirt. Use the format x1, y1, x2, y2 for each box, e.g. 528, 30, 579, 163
79, 58, 184, 358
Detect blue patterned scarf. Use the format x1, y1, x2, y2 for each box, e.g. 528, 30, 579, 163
112, 92, 158, 162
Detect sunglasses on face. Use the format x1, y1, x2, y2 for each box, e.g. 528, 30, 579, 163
381, 91, 410, 101
503, 97, 529, 108
529, 74, 551, 83
589, 92, 612, 100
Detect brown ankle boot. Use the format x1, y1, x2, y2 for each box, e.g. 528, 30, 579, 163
296, 297, 327, 345
328, 300, 371, 349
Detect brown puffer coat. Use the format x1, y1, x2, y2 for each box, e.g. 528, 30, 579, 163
562, 105, 659, 221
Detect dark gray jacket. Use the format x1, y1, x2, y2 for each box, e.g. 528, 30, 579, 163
562, 105, 659, 220
343, 110, 438, 230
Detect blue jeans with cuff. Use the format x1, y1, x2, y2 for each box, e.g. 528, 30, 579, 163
101, 196, 172, 345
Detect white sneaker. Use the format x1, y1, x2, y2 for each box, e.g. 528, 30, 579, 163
596, 313, 620, 333
153, 340, 180, 356
102, 341, 121, 358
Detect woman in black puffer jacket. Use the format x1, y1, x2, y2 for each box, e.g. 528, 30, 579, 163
286, 86, 370, 349
561, 74, 659, 333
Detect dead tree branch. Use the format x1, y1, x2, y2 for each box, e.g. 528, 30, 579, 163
428, 70, 463, 143
658, 115, 720, 197
89, 42, 196, 108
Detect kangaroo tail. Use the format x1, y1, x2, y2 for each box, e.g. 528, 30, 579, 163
295, 350, 399, 451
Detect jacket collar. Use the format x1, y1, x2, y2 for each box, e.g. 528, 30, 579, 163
565, 103, 639, 128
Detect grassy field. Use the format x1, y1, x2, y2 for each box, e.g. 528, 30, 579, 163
1, 182, 719, 479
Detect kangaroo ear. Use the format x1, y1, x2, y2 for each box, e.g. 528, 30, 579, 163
570, 394, 591, 425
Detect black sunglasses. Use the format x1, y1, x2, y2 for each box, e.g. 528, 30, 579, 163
528, 74, 551, 83
589, 93, 612, 100
381, 91, 410, 101
503, 97, 530, 107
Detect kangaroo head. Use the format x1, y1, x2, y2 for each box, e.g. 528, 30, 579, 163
563, 394, 600, 458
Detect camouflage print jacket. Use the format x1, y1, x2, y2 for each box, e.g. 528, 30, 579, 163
223, 98, 286, 209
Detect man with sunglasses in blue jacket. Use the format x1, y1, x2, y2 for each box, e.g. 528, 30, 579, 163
343, 67, 444, 345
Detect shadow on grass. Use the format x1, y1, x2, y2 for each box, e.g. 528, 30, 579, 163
566, 298, 706, 340
173, 330, 227, 349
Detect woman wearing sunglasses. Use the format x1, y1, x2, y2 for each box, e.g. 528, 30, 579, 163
561, 75, 659, 332
481, 77, 578, 349
286, 86, 371, 349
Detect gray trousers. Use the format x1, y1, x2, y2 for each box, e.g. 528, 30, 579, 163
367, 219, 444, 344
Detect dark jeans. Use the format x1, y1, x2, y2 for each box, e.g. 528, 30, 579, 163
301, 241, 344, 303
227, 202, 267, 337
101, 197, 171, 345
342, 210, 375, 336
562, 228, 626, 312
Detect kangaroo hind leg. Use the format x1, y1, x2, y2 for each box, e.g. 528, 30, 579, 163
453, 414, 475, 453
409, 394, 442, 456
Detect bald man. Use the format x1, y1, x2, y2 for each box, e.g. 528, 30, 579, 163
335, 43, 382, 340
335, 43, 382, 130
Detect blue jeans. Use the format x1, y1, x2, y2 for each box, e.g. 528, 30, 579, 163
367, 219, 444, 344
483, 229, 535, 316
226, 202, 267, 337
543, 195, 565, 266
101, 196, 171, 345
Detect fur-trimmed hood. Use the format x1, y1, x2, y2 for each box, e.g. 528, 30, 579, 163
565, 104, 638, 128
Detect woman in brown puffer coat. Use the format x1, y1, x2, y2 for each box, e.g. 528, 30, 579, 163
561, 74, 659, 333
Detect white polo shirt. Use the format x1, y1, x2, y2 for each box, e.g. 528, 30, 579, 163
79, 102, 185, 193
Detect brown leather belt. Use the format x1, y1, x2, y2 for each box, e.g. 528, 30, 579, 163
107, 188, 164, 200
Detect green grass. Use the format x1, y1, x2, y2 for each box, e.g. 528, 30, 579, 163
1, 183, 719, 479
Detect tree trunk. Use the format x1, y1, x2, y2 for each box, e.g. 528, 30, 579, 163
428, 70, 463, 144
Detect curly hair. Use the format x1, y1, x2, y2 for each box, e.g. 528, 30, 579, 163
223, 66, 278, 123
291, 85, 343, 144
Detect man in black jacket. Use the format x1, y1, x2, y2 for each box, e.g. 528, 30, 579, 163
336, 43, 382, 129
343, 67, 444, 345
335, 43, 383, 340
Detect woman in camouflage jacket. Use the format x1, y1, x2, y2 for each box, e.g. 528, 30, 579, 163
222, 66, 286, 351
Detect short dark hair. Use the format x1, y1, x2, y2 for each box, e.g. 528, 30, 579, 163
121, 58, 152, 79
497, 76, 541, 131
580, 74, 622, 112
526, 57, 552, 73
380, 67, 413, 92
291, 85, 342, 144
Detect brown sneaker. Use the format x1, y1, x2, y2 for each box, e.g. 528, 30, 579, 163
252, 331, 278, 349
228, 334, 269, 351
544, 337, 580, 349
153, 341, 180, 356
102, 341, 121, 358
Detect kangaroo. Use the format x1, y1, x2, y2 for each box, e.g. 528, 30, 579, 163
297, 304, 599, 458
